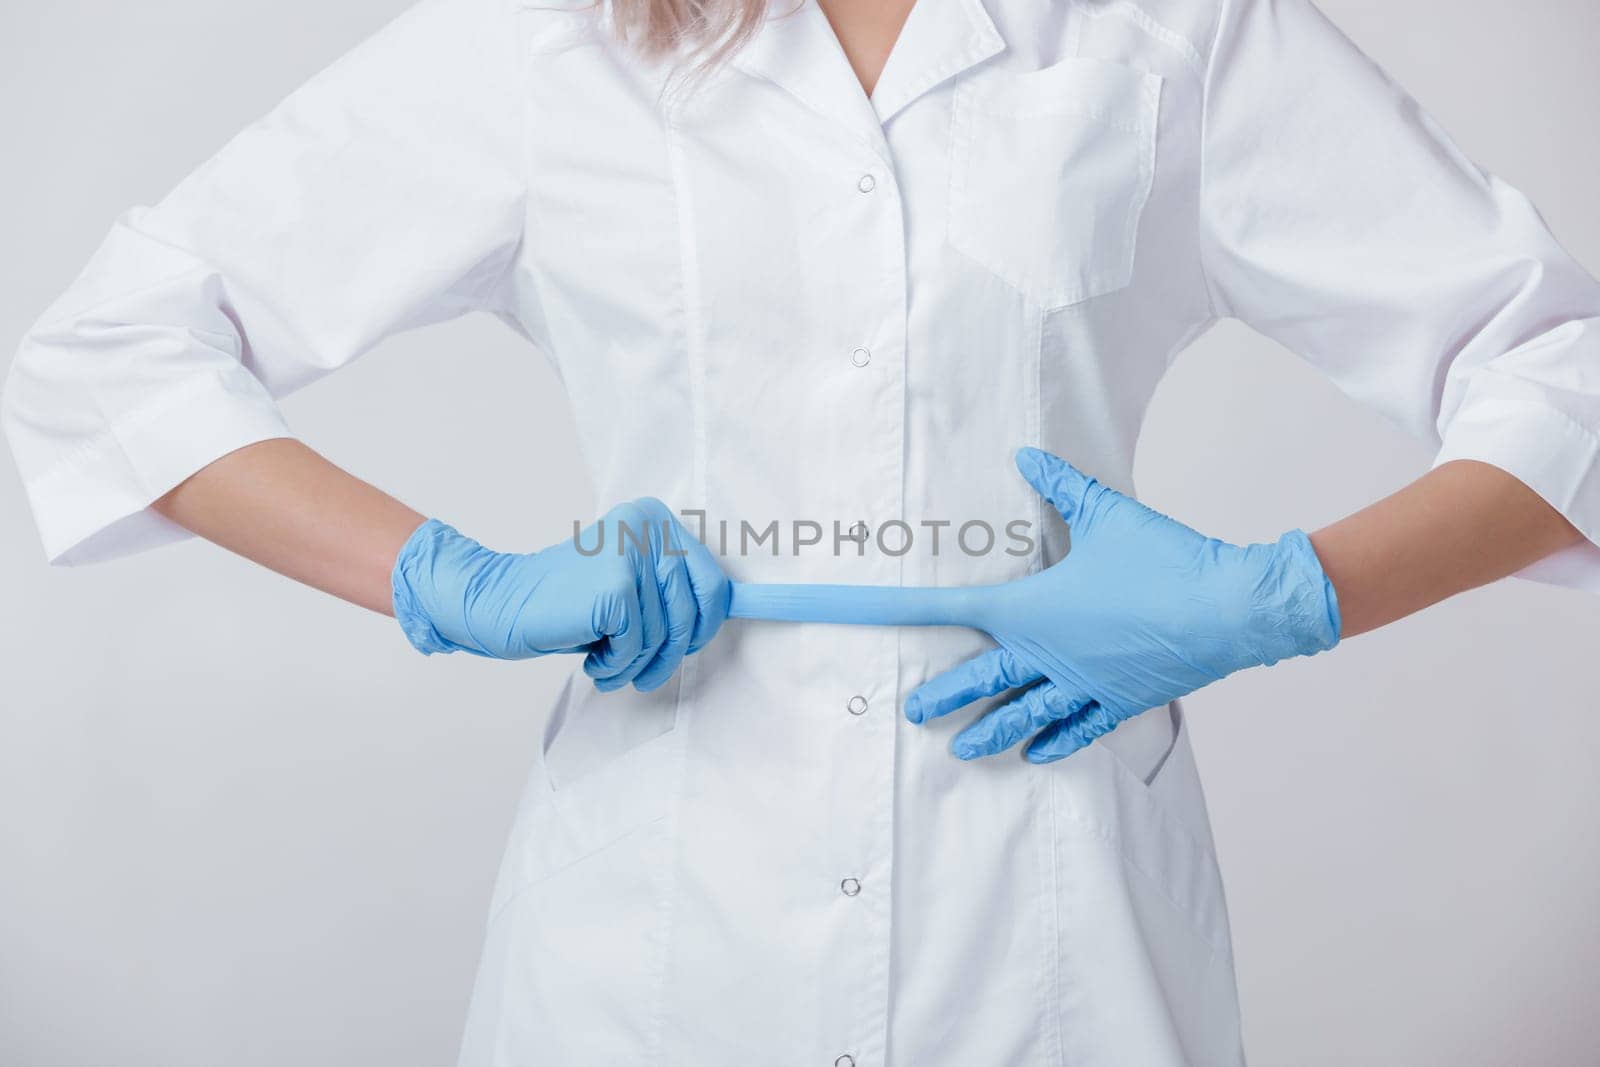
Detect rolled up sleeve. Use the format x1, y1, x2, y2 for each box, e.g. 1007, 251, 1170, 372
1198, 0, 1600, 590
1, 0, 527, 565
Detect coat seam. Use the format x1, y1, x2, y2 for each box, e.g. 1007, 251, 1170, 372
1046, 771, 1067, 1067
653, 94, 704, 1067
1195, 0, 1232, 322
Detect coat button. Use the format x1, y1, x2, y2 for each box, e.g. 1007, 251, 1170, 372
841, 877, 862, 897
846, 695, 868, 716
835, 1057, 857, 1067
857, 173, 876, 193
850, 346, 871, 367
845, 521, 869, 543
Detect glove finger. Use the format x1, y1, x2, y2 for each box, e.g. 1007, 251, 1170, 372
630, 499, 726, 661
681, 532, 730, 654
1024, 700, 1125, 763
632, 554, 697, 692
584, 587, 642, 686
1014, 447, 1101, 530
951, 683, 1093, 760
905, 647, 1042, 725
604, 552, 667, 691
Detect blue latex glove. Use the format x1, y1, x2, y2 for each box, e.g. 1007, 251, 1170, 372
391, 498, 730, 693
729, 448, 1341, 761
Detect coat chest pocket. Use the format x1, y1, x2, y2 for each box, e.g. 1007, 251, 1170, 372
947, 58, 1162, 310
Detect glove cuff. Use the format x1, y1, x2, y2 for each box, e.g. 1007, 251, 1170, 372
391, 518, 477, 656
1243, 528, 1343, 666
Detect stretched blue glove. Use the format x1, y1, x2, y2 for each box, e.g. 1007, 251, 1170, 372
729, 448, 1341, 762
391, 498, 730, 693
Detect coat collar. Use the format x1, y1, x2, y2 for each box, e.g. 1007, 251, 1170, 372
869, 0, 1006, 123
727, 0, 1006, 158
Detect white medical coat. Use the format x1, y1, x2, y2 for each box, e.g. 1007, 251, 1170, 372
6, 0, 1600, 1063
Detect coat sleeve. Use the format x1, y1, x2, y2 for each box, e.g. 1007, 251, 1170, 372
1, 0, 527, 565
1198, 0, 1600, 591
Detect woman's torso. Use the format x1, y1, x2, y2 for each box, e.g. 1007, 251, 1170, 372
463, 1, 1242, 1064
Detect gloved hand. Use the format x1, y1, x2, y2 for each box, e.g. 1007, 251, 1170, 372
391, 498, 730, 693
728, 448, 1341, 761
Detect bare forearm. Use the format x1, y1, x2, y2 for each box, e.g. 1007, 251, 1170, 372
151, 438, 426, 616
1308, 460, 1585, 638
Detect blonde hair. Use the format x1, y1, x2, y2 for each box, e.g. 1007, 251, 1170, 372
604, 0, 789, 81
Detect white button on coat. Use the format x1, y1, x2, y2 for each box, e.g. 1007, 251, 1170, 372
6, 0, 1600, 1064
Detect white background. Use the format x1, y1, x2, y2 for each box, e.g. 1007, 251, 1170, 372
2, 1, 1597, 1063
